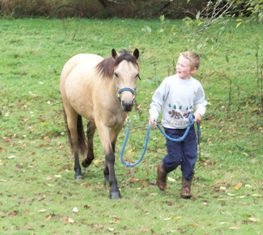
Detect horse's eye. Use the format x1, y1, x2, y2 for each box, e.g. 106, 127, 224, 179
114, 73, 119, 78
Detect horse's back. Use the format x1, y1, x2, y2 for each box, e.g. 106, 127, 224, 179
60, 53, 104, 119
60, 53, 103, 83
60, 53, 103, 95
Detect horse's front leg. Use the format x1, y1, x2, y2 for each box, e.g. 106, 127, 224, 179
106, 150, 121, 199
66, 112, 83, 179
97, 124, 121, 199
104, 140, 116, 187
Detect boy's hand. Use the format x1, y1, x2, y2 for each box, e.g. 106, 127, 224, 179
194, 112, 202, 124
149, 117, 157, 127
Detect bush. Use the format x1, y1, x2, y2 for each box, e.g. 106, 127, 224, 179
0, 0, 205, 18
0, 0, 52, 17
1, 0, 261, 21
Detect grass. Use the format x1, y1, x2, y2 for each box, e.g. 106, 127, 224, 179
0, 18, 263, 234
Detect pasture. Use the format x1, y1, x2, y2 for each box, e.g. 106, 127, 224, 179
0, 18, 262, 234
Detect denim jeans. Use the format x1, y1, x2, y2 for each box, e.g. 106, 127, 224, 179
162, 125, 197, 180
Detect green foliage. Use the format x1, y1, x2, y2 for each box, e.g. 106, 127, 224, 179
230, 0, 263, 22
0, 18, 263, 234
0, 0, 207, 19
0, 0, 262, 21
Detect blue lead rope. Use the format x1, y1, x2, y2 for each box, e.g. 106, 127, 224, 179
156, 115, 195, 142
119, 122, 152, 167
120, 115, 200, 167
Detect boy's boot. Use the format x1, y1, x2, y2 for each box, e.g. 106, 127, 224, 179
156, 163, 167, 191
181, 177, 192, 199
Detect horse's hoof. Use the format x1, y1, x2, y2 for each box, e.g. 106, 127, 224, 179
82, 159, 92, 168
74, 174, 83, 180
109, 191, 121, 199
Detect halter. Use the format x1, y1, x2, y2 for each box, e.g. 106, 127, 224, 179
117, 87, 136, 98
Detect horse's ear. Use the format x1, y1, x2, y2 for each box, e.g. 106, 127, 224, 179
112, 49, 117, 59
133, 48, 139, 60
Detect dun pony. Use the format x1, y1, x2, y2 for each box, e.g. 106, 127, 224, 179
60, 49, 140, 199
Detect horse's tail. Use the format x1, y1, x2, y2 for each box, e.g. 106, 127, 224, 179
63, 109, 86, 155
76, 115, 86, 154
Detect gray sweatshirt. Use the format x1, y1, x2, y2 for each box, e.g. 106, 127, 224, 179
149, 74, 207, 129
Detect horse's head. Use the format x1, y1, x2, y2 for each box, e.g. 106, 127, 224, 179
112, 48, 140, 112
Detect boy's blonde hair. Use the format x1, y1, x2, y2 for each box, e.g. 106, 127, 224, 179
180, 51, 200, 69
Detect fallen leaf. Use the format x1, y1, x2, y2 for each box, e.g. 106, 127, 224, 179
219, 222, 227, 225
7, 155, 16, 159
242, 152, 248, 157
219, 186, 226, 191
45, 176, 52, 181
247, 217, 259, 223
168, 177, 176, 182
83, 204, 91, 209
72, 207, 79, 213
188, 223, 199, 227
64, 216, 74, 224
8, 210, 18, 216
173, 216, 182, 221
93, 159, 102, 166
233, 182, 242, 190
54, 175, 62, 178
110, 216, 120, 224
128, 177, 140, 183
45, 213, 56, 221
38, 209, 47, 213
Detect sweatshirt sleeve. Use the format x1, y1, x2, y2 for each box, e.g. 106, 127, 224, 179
194, 84, 207, 116
149, 79, 169, 121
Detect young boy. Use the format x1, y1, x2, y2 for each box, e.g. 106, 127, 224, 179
149, 51, 207, 199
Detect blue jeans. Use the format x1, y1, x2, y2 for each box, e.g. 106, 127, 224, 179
162, 125, 197, 180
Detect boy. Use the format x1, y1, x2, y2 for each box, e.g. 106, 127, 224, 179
149, 51, 207, 199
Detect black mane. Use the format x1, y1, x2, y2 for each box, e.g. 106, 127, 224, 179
96, 49, 138, 78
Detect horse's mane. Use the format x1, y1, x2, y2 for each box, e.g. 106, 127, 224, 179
96, 50, 138, 78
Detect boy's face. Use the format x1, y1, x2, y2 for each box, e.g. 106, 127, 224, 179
176, 55, 197, 79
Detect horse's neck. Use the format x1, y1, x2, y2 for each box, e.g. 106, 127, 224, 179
107, 78, 118, 99
97, 78, 120, 106
97, 78, 127, 123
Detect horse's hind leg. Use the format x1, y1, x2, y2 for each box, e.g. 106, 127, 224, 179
73, 152, 83, 179
82, 121, 96, 168
64, 107, 84, 179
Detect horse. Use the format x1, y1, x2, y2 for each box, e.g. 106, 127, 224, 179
60, 48, 140, 199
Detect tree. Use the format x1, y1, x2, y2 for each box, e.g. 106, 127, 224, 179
198, 0, 263, 25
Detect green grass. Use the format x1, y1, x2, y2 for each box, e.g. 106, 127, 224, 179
0, 18, 263, 234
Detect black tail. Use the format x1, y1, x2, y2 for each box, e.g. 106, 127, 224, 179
77, 115, 86, 154
63, 109, 86, 155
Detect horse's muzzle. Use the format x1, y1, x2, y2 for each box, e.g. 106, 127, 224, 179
121, 100, 133, 112
118, 87, 135, 112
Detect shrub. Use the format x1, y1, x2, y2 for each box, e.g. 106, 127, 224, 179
0, 0, 205, 18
